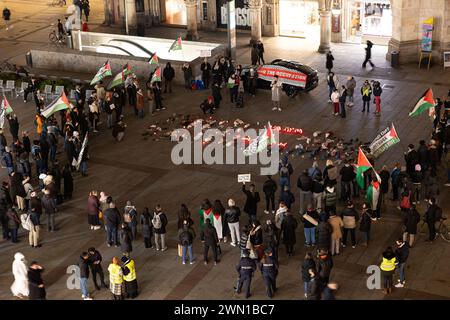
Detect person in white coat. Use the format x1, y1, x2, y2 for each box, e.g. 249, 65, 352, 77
271, 75, 282, 112
11, 252, 29, 298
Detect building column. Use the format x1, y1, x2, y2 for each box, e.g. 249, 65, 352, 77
103, 0, 111, 25
318, 0, 332, 53
249, 0, 262, 44
125, 0, 138, 33
185, 0, 199, 40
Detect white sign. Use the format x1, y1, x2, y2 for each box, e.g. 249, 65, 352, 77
200, 50, 212, 57
444, 52, 450, 68
237, 174, 251, 183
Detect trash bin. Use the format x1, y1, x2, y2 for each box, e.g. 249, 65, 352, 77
25, 51, 32, 67
391, 51, 399, 68
66, 35, 73, 49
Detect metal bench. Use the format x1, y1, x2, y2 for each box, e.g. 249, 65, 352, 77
16, 81, 29, 99
2, 80, 16, 97
44, 84, 53, 101
53, 85, 64, 99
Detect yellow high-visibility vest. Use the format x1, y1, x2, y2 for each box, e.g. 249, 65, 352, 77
108, 264, 123, 284
123, 259, 136, 282
380, 257, 396, 271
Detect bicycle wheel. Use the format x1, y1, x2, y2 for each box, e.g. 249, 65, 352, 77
49, 32, 58, 43
439, 223, 450, 242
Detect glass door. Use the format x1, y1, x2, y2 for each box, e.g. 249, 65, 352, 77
345, 0, 363, 43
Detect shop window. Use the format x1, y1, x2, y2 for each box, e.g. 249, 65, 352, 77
136, 0, 145, 12
266, 6, 272, 25
202, 2, 208, 20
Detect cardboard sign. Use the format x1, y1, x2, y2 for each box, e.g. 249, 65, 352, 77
303, 213, 318, 226
200, 49, 212, 57
238, 174, 251, 183
257, 65, 307, 88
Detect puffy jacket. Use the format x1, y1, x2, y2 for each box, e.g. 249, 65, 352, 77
341, 207, 359, 229
224, 206, 240, 223
297, 174, 313, 192
312, 180, 324, 194
201, 223, 218, 245
340, 165, 355, 182
104, 207, 121, 227
324, 187, 337, 207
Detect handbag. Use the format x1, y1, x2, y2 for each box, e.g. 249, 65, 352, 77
249, 249, 258, 260
98, 210, 103, 220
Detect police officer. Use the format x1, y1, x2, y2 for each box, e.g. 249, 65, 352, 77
235, 249, 256, 298
260, 248, 278, 298
121, 255, 138, 299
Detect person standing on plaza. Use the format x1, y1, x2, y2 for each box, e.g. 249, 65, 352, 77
212, 200, 226, 242
82, 0, 90, 21
341, 201, 359, 248
123, 200, 138, 240
260, 248, 278, 298
301, 252, 316, 298
88, 247, 108, 291
78, 252, 92, 300
11, 252, 29, 299
297, 169, 313, 215
41, 190, 57, 232
200, 58, 212, 89
141, 207, 153, 248
367, 176, 381, 219
225, 198, 241, 247
163, 62, 175, 93
119, 223, 133, 256
340, 161, 355, 202
373, 81, 382, 115
264, 220, 280, 266
391, 163, 402, 201
104, 198, 121, 247
242, 182, 260, 223
323, 182, 337, 216
312, 173, 325, 213
28, 261, 46, 300
404, 144, 419, 177
359, 202, 376, 246
326, 51, 334, 73
249, 220, 264, 260
271, 75, 282, 112
211, 81, 222, 109
263, 175, 277, 214
402, 205, 420, 247
306, 269, 320, 300
328, 210, 343, 255
317, 249, 334, 286
178, 220, 196, 265
152, 204, 168, 251
251, 43, 259, 65
424, 197, 440, 242
323, 159, 338, 187
108, 257, 124, 300
201, 218, 220, 265
394, 238, 409, 288
136, 89, 145, 119
326, 72, 338, 102
380, 246, 396, 294
281, 211, 298, 256
29, 204, 41, 248
121, 255, 138, 299
87, 190, 101, 231
2, 7, 11, 30
279, 157, 293, 195
361, 80, 372, 113
235, 249, 257, 298
362, 40, 375, 68
182, 62, 193, 90
257, 40, 265, 64
346, 76, 356, 107
339, 85, 347, 118
302, 205, 319, 247
317, 218, 331, 252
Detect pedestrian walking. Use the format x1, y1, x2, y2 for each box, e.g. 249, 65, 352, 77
326, 51, 334, 73
301, 252, 316, 298
317, 249, 333, 286
362, 40, 375, 68
11, 252, 29, 299
28, 261, 46, 300
271, 75, 282, 111
251, 44, 259, 65
2, 7, 11, 30
235, 249, 256, 298
257, 41, 265, 64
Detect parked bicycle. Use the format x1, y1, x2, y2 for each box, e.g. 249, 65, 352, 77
49, 29, 66, 45
417, 215, 450, 243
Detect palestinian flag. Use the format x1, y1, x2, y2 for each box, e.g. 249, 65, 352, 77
1, 97, 13, 114
76, 133, 88, 170
41, 91, 70, 118
355, 148, 373, 189
90, 61, 112, 85
369, 124, 400, 158
366, 180, 380, 210
409, 88, 435, 117
243, 122, 277, 156
108, 71, 125, 89
168, 36, 182, 52
123, 63, 133, 76
151, 67, 161, 83
148, 53, 159, 65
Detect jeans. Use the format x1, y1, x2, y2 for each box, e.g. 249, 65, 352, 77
279, 177, 290, 194
361, 231, 370, 243
182, 244, 194, 263
10, 228, 18, 243
304, 227, 316, 245
398, 262, 406, 283
343, 228, 356, 246
80, 161, 88, 175
313, 193, 323, 212
328, 86, 334, 99
80, 277, 89, 297
228, 222, 240, 245
362, 100, 370, 112
155, 233, 166, 250
106, 114, 113, 128
299, 191, 311, 214
7, 166, 14, 175
304, 281, 309, 295
50, 145, 57, 162
138, 109, 144, 118
47, 214, 56, 231
106, 225, 118, 245
341, 181, 351, 201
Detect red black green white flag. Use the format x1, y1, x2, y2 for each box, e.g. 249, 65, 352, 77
90, 61, 112, 85
148, 53, 159, 65
243, 122, 277, 156
409, 88, 435, 117
1, 96, 13, 114
41, 91, 70, 118
168, 36, 182, 52
151, 67, 161, 83
369, 123, 400, 158
123, 63, 133, 76
108, 71, 125, 89
355, 148, 373, 189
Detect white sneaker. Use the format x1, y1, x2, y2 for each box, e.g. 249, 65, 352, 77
277, 108, 282, 112
190, 261, 195, 265
81, 295, 86, 299
445, 183, 450, 187
161, 247, 168, 251
395, 283, 404, 288
83, 297, 93, 300
264, 210, 269, 214
90, 226, 94, 230
272, 210, 275, 214
230, 242, 236, 247
272, 107, 277, 111
182, 261, 186, 265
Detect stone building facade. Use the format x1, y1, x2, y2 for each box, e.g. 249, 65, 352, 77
104, 0, 450, 65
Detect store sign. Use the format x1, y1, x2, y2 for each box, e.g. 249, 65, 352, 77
257, 65, 307, 88
216, 0, 251, 30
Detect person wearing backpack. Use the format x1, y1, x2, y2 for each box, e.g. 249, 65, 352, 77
403, 205, 420, 247
152, 204, 168, 251
28, 207, 41, 248
178, 220, 196, 265
297, 170, 313, 215
263, 176, 277, 215
278, 159, 293, 196
323, 160, 338, 187
123, 201, 138, 241
399, 188, 412, 214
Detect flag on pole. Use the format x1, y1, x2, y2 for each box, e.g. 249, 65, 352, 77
90, 61, 112, 85
1, 96, 13, 115
366, 180, 381, 211
369, 124, 400, 158
148, 53, 159, 65
243, 122, 277, 156
168, 36, 182, 52
151, 67, 161, 83
409, 88, 435, 117
108, 71, 125, 89
123, 63, 133, 76
41, 91, 70, 118
76, 133, 88, 171
355, 148, 373, 189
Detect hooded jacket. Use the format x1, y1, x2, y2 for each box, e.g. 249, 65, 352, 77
11, 252, 29, 297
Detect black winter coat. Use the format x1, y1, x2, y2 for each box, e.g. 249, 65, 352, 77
317, 221, 331, 249
28, 268, 46, 300
281, 214, 298, 245
301, 258, 316, 282
78, 256, 90, 278
404, 208, 420, 234
242, 185, 260, 216
359, 210, 374, 232
120, 227, 133, 253
201, 223, 219, 246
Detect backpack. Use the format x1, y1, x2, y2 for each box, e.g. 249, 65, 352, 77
20, 213, 33, 231
280, 165, 289, 178
400, 192, 411, 209
179, 230, 192, 246
327, 166, 338, 181
152, 212, 162, 229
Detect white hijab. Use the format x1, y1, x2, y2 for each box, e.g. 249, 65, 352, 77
11, 252, 29, 297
